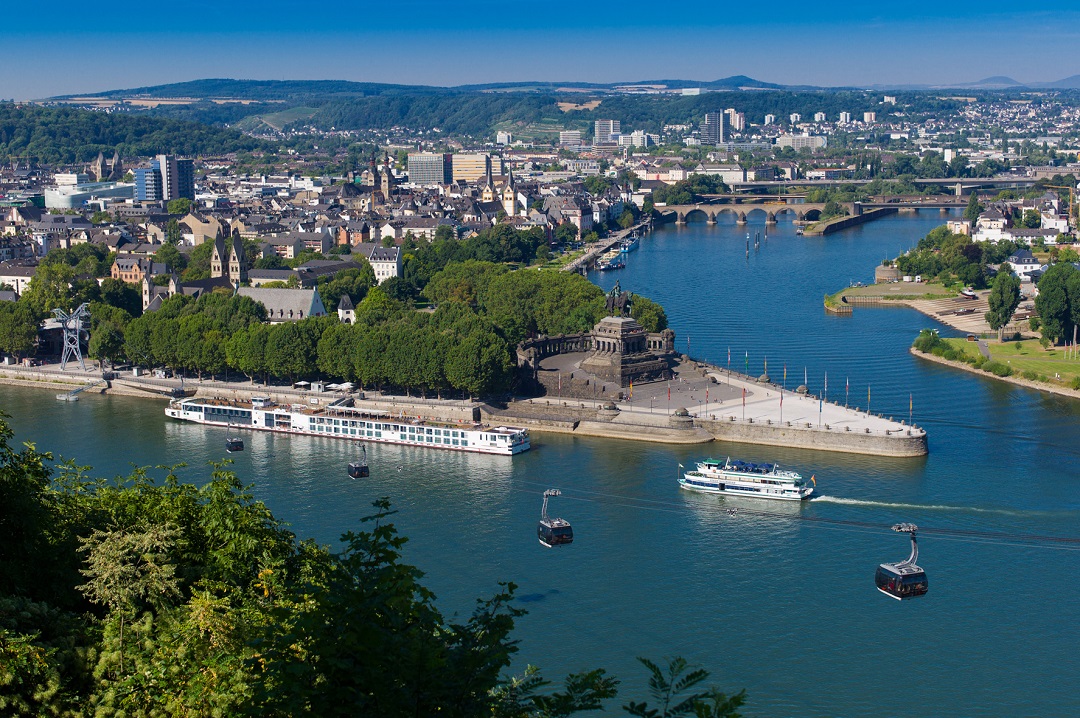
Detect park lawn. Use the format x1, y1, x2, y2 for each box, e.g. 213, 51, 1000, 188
828, 281, 957, 305
942, 337, 1080, 386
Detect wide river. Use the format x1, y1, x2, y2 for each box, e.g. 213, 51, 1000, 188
3, 210, 1079, 716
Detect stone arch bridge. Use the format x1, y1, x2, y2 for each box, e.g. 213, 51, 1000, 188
665, 202, 860, 225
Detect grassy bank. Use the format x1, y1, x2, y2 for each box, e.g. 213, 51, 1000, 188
912, 331, 1080, 391
826, 281, 957, 307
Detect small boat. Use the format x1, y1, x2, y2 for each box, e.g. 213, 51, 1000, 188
597, 250, 625, 271
795, 227, 805, 236
960, 288, 977, 299
348, 446, 370, 479
679, 457, 815, 501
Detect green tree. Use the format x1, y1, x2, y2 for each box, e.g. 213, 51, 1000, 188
963, 193, 983, 223
99, 277, 143, 317
167, 198, 192, 215
21, 263, 77, 316
1034, 262, 1078, 344
165, 218, 184, 245
0, 302, 39, 360
624, 657, 744, 718
88, 320, 125, 368
78, 524, 182, 675
985, 270, 1022, 340
153, 242, 187, 274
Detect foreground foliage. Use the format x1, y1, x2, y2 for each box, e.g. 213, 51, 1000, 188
0, 417, 745, 716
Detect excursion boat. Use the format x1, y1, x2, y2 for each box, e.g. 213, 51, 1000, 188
166, 396, 531, 455
619, 237, 639, 253
597, 249, 625, 271
679, 457, 815, 501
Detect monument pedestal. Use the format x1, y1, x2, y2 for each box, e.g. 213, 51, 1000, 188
579, 316, 672, 388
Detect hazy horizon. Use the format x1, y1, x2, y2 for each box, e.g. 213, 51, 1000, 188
2, 0, 1079, 99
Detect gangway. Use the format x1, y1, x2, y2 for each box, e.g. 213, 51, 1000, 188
56, 379, 107, 402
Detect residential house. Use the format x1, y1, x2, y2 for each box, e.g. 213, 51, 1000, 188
0, 264, 36, 294
352, 243, 402, 283
111, 256, 169, 284
1004, 248, 1041, 278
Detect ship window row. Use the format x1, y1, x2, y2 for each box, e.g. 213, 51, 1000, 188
206, 407, 251, 418
408, 433, 462, 446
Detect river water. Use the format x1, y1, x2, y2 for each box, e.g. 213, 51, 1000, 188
3, 210, 1079, 716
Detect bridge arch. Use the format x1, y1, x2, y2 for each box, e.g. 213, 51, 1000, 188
680, 207, 711, 223
802, 208, 822, 221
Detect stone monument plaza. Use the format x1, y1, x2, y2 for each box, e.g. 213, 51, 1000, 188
515, 282, 676, 398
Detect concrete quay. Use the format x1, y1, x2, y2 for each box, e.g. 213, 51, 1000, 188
495, 357, 928, 457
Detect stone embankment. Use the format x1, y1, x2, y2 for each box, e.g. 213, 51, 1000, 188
1, 361, 929, 457
492, 358, 928, 457
802, 207, 897, 235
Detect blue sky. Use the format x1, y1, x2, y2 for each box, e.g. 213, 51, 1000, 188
3, 1, 1079, 98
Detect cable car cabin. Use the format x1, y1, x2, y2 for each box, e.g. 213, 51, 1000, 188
876, 522, 928, 600
875, 563, 928, 600
225, 437, 244, 453
537, 488, 572, 547
538, 517, 574, 548
348, 462, 369, 479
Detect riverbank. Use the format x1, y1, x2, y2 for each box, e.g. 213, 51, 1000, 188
823, 283, 1031, 336
0, 359, 928, 457
909, 344, 1080, 400
803, 207, 898, 235
497, 357, 927, 457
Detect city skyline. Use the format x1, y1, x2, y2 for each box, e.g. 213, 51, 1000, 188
2, 1, 1079, 99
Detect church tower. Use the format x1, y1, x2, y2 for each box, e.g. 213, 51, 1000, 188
228, 235, 247, 283
210, 237, 226, 279
380, 154, 395, 198
501, 164, 516, 217
481, 162, 495, 203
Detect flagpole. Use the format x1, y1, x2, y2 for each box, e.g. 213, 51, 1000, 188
909, 392, 913, 426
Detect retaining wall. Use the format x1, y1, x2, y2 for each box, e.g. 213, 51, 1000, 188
697, 417, 927, 457
803, 207, 897, 235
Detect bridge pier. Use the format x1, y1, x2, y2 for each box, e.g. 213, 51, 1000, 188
736, 212, 747, 226
765, 213, 777, 226
955, 182, 963, 196
706, 213, 716, 225
675, 213, 686, 225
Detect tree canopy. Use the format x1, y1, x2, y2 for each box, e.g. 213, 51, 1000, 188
0, 418, 746, 716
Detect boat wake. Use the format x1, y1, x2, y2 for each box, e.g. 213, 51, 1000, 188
810, 495, 1050, 517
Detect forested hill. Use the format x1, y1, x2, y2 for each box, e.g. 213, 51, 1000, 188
0, 104, 269, 164
60, 78, 451, 101
295, 90, 967, 137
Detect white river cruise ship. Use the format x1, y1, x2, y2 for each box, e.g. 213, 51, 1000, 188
679, 457, 815, 501
166, 397, 531, 455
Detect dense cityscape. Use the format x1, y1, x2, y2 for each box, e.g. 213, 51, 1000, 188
2, 17, 1080, 716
